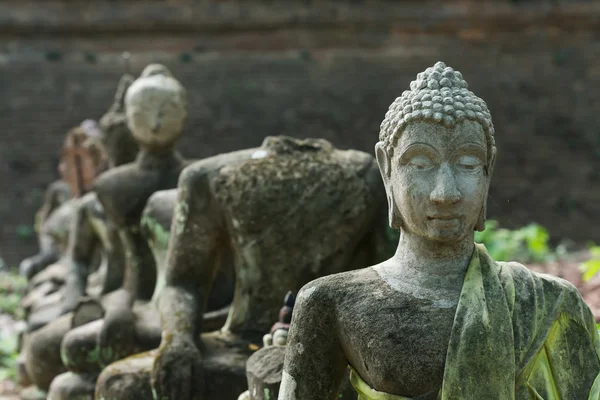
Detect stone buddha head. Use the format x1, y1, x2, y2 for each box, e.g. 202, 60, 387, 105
376, 62, 497, 243
99, 74, 139, 168
58, 120, 107, 197
125, 64, 187, 151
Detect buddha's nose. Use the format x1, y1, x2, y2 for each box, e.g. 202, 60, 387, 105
151, 121, 161, 134
430, 164, 461, 204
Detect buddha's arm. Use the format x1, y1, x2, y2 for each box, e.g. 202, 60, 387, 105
61, 198, 98, 310
158, 165, 224, 344
20, 216, 62, 279
35, 180, 70, 230
280, 281, 347, 400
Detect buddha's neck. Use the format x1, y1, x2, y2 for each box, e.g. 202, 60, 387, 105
135, 146, 181, 170
390, 230, 474, 288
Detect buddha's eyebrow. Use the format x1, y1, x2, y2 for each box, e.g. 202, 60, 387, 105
398, 142, 439, 158
450, 142, 487, 157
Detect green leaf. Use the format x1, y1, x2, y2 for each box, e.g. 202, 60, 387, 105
581, 260, 600, 282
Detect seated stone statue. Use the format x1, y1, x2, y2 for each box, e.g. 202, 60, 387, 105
280, 62, 600, 400
46, 64, 233, 400
18, 75, 139, 398
94, 135, 394, 400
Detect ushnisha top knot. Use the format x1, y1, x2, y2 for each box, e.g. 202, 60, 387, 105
379, 61, 495, 159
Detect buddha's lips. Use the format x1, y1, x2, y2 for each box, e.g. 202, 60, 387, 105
427, 215, 460, 221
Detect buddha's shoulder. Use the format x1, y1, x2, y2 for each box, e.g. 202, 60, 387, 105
296, 268, 381, 307
94, 163, 143, 194
496, 259, 584, 306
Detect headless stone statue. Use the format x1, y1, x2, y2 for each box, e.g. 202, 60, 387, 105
94, 135, 394, 400
279, 62, 600, 400
18, 76, 139, 399
47, 64, 234, 400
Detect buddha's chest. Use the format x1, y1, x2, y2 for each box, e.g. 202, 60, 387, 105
339, 293, 457, 398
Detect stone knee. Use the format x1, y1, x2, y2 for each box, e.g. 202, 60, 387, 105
60, 319, 104, 373
23, 315, 71, 390
47, 371, 97, 400
95, 350, 156, 400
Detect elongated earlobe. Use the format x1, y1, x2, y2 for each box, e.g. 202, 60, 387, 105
477, 148, 495, 232
375, 142, 391, 179
388, 191, 403, 230
475, 203, 486, 232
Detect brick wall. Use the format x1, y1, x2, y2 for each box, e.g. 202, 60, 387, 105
1, 0, 599, 265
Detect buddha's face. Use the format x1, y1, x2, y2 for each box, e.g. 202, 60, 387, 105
378, 120, 490, 243
125, 76, 187, 150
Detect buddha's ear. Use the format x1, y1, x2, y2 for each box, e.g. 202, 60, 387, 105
375, 142, 391, 181
476, 146, 497, 232
486, 145, 497, 183
375, 142, 402, 229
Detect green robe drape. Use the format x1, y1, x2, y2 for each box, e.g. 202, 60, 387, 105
350, 244, 600, 400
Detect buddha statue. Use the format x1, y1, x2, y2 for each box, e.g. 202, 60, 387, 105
45, 64, 234, 400
279, 62, 600, 400
93, 135, 395, 400
18, 75, 139, 398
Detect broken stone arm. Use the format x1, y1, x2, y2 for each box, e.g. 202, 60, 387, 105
61, 197, 99, 313
19, 232, 60, 280
151, 165, 225, 399
280, 281, 347, 400
157, 166, 224, 345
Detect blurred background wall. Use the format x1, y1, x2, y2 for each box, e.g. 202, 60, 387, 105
1, 0, 599, 266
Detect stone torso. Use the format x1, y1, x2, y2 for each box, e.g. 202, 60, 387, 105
94, 153, 186, 229
331, 268, 457, 399
211, 137, 386, 338
94, 151, 188, 300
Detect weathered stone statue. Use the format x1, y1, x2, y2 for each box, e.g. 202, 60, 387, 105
94, 135, 393, 400
18, 75, 139, 398
45, 64, 231, 399
280, 62, 600, 399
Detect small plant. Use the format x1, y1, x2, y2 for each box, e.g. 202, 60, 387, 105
0, 271, 26, 319
580, 243, 600, 282
0, 334, 18, 381
474, 220, 554, 263
0, 270, 25, 383
387, 220, 555, 264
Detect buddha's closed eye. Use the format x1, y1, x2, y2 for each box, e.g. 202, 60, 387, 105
456, 155, 483, 171
409, 155, 435, 171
